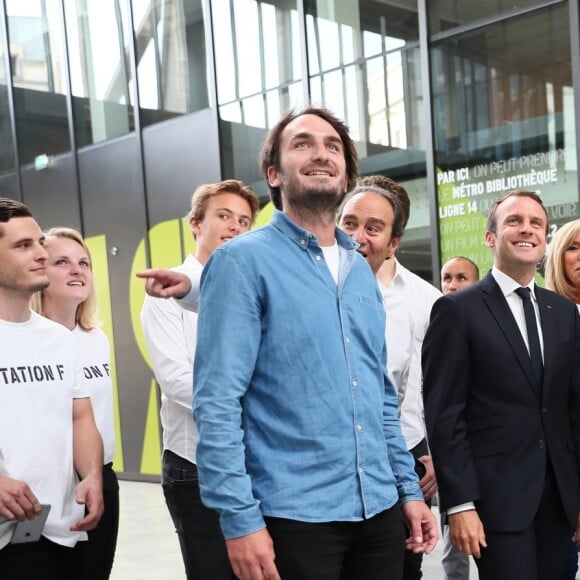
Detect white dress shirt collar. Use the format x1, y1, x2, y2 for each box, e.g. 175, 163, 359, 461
491, 266, 537, 301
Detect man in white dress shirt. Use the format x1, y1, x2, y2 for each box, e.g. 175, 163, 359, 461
354, 175, 441, 580
337, 185, 412, 402
140, 180, 259, 580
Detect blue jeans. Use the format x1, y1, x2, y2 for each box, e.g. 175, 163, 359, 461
162, 450, 234, 580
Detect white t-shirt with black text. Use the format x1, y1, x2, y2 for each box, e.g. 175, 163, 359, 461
0, 311, 88, 549
73, 326, 115, 464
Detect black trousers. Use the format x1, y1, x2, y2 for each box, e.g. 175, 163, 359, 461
475, 462, 571, 580
79, 462, 120, 580
162, 450, 234, 580
0, 536, 81, 580
264, 505, 405, 580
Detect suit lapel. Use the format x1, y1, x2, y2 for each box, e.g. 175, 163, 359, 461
480, 273, 540, 396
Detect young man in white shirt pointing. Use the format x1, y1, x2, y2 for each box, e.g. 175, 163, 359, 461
140, 180, 259, 580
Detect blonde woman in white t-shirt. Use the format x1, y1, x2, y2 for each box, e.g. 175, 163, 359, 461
31, 227, 117, 580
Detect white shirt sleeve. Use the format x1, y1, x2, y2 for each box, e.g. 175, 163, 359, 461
141, 294, 196, 411
447, 502, 476, 515
392, 261, 443, 449
141, 258, 201, 411
176, 269, 201, 313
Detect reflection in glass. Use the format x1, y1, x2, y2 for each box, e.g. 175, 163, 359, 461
261, 2, 279, 90
363, 29, 383, 59
7, 0, 71, 164
343, 66, 360, 141
233, 0, 261, 98
214, 0, 306, 216
213, 0, 302, 127
265, 89, 281, 127
323, 69, 345, 124
432, 5, 575, 178
216, 0, 430, 278
306, 1, 423, 152
212, 0, 235, 103
367, 56, 388, 145
64, 0, 134, 147
220, 101, 242, 124
432, 4, 578, 274
133, 0, 209, 127
306, 0, 431, 278
0, 14, 15, 175
317, 15, 341, 70
242, 94, 265, 129
429, 0, 545, 34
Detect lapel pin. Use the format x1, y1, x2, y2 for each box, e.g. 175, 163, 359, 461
546, 305, 552, 310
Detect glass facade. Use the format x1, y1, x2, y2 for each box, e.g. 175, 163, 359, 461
429, 0, 546, 33
213, 0, 304, 200
214, 0, 302, 126
213, 0, 433, 274
7, 0, 71, 165
0, 8, 15, 175
133, 0, 209, 127
432, 2, 577, 275
64, 0, 135, 146
305, 0, 420, 148
0, 0, 578, 478
303, 0, 430, 274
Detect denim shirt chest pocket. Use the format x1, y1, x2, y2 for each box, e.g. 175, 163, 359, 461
354, 294, 386, 355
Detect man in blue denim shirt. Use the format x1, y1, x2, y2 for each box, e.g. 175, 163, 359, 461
190, 107, 437, 580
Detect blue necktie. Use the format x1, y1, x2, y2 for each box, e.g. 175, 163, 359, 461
515, 287, 543, 387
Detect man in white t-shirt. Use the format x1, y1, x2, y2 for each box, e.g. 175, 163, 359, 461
0, 197, 103, 580
140, 180, 259, 580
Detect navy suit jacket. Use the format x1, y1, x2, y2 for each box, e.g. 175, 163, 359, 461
423, 272, 580, 532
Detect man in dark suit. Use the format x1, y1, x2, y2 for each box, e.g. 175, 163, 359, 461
423, 189, 580, 580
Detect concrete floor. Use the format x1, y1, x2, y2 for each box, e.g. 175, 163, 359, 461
110, 479, 480, 580
110, 480, 184, 580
